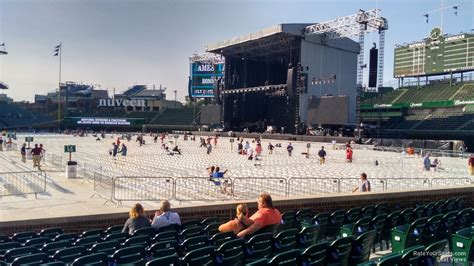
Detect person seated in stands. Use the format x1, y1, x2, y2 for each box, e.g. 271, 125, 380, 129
237, 193, 282, 238
151, 200, 181, 231
219, 203, 254, 235
122, 203, 151, 235
172, 145, 181, 155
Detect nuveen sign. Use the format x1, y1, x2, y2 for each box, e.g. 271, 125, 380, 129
98, 98, 146, 108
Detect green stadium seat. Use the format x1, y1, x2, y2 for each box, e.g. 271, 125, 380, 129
105, 225, 124, 235
53, 246, 88, 264
104, 232, 128, 242
245, 258, 268, 266
39, 228, 64, 240
215, 238, 245, 265
267, 249, 301, 266
0, 242, 21, 259
349, 230, 377, 264
423, 214, 443, 245
301, 241, 328, 266
374, 202, 388, 215
325, 210, 345, 239
451, 227, 474, 264
146, 254, 180, 266
361, 252, 402, 266
39, 262, 66, 266
313, 213, 329, 240
399, 245, 425, 265
11, 231, 37, 243
296, 209, 314, 226
297, 224, 320, 249
204, 222, 220, 236
74, 235, 102, 249
398, 208, 414, 225
340, 217, 372, 237
40, 240, 72, 256
438, 211, 457, 241
71, 252, 108, 266
54, 233, 78, 242
425, 239, 448, 260
0, 236, 9, 244
344, 207, 362, 224
4, 246, 39, 263
80, 229, 103, 238
11, 252, 49, 266
370, 214, 387, 252
24, 237, 51, 249
326, 236, 353, 266
181, 235, 211, 252
180, 226, 205, 240
182, 220, 202, 229
381, 210, 400, 250
361, 205, 376, 218
244, 232, 274, 262
201, 217, 219, 227
391, 217, 428, 252
112, 246, 146, 265
147, 240, 179, 258
122, 235, 150, 248
132, 227, 156, 238
182, 246, 216, 265
272, 228, 298, 254
211, 232, 236, 247
153, 230, 178, 242
90, 240, 120, 256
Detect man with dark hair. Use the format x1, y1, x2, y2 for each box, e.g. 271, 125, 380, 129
31, 144, 42, 170
318, 146, 327, 165
237, 193, 281, 238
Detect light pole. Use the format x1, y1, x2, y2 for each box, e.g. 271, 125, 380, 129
173, 90, 177, 108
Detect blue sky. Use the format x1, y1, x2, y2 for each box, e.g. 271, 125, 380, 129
0, 0, 472, 101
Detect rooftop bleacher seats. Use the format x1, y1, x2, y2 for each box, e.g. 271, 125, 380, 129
0, 103, 54, 128
149, 108, 196, 125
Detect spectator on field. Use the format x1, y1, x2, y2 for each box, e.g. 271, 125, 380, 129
172, 145, 181, 155
468, 154, 474, 176
238, 141, 244, 155
267, 142, 274, 155
0, 136, 3, 152
206, 142, 212, 155
207, 166, 215, 178
431, 158, 440, 171
255, 143, 262, 158
31, 144, 42, 170
287, 143, 293, 157
39, 144, 46, 163
219, 203, 254, 235
120, 143, 128, 157
318, 146, 327, 165
151, 200, 181, 231
352, 173, 371, 192
423, 153, 431, 171
237, 193, 282, 238
122, 203, 151, 235
20, 143, 26, 163
407, 146, 415, 156
346, 147, 353, 163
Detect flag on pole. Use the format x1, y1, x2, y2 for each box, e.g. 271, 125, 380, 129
53, 43, 61, 56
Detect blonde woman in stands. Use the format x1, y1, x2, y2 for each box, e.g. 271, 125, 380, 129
219, 203, 254, 235
122, 203, 151, 235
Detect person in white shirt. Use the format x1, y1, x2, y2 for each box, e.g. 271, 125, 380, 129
151, 200, 181, 230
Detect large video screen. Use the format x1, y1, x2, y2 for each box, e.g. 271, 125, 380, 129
190, 62, 224, 98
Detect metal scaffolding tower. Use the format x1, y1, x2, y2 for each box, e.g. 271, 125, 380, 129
304, 9, 388, 125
